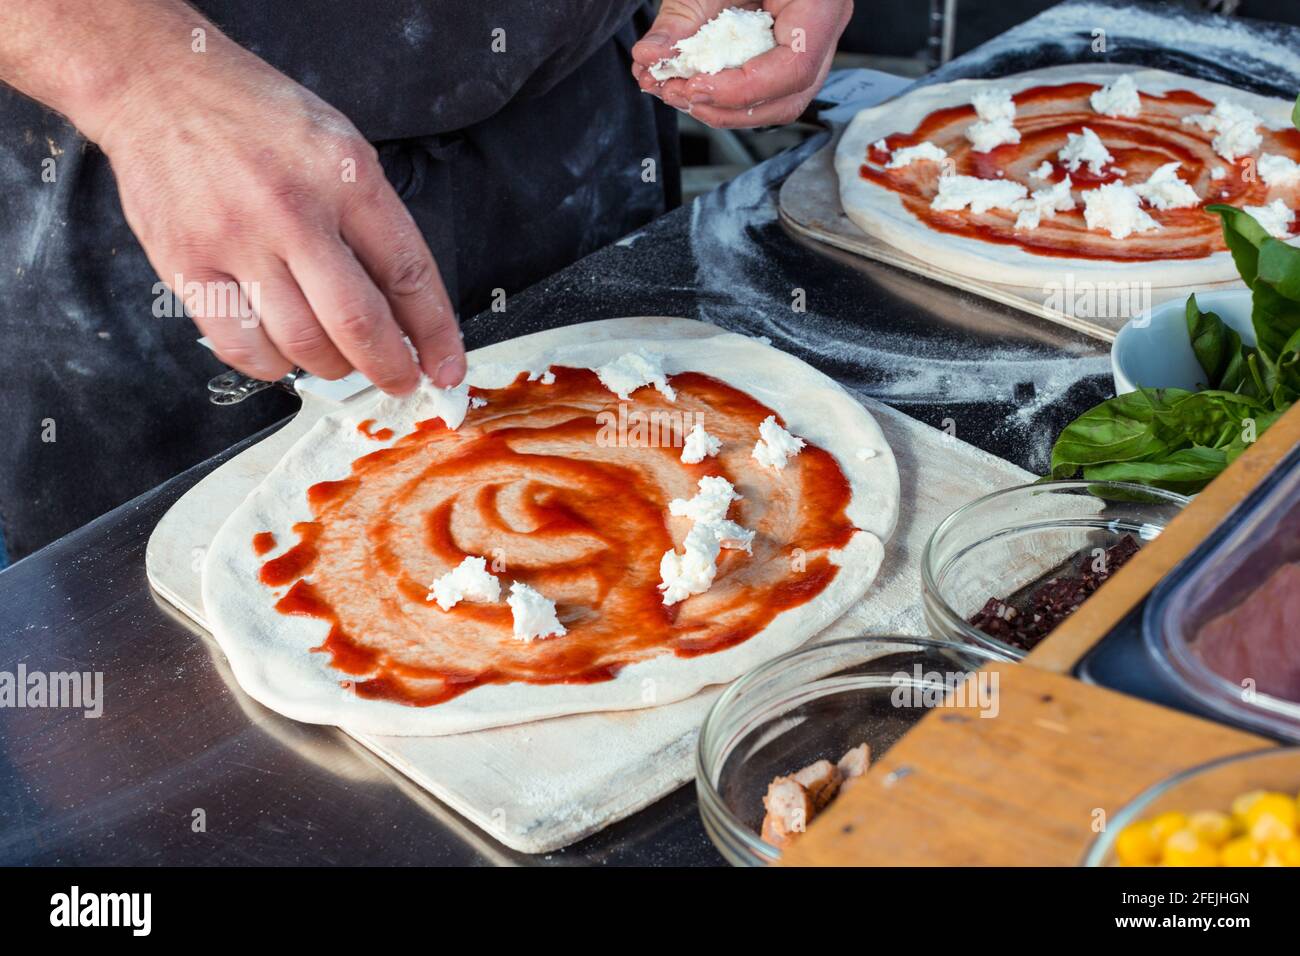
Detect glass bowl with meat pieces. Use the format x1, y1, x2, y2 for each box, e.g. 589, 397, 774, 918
922, 480, 1189, 659
696, 636, 1013, 866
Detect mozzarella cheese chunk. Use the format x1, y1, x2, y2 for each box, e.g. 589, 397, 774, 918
855, 448, 878, 461
1243, 199, 1295, 239
427, 556, 501, 611
659, 476, 754, 605
1182, 100, 1263, 162
1090, 74, 1141, 118
1258, 153, 1300, 188
1081, 182, 1161, 239
931, 174, 1028, 214
669, 474, 741, 524
885, 141, 948, 169
594, 348, 676, 401
649, 8, 775, 81
1133, 162, 1200, 210
506, 582, 566, 642
751, 415, 807, 470
872, 138, 889, 153
680, 422, 722, 464
1211, 166, 1228, 181
1011, 176, 1076, 231
965, 87, 1020, 153
1058, 127, 1114, 176
1029, 160, 1055, 182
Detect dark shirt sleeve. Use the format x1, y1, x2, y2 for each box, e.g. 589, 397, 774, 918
200, 0, 649, 140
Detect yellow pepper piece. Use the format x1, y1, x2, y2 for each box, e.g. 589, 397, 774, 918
1220, 836, 1265, 867
1245, 793, 1297, 843
1149, 811, 1189, 845
1115, 821, 1161, 866
1263, 839, 1300, 867
1187, 810, 1233, 846
1163, 828, 1219, 867
1232, 790, 1267, 823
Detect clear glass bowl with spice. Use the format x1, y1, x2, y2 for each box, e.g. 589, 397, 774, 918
696, 636, 1013, 866
922, 481, 1189, 658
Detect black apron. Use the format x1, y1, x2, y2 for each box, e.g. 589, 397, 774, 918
0, 1, 679, 562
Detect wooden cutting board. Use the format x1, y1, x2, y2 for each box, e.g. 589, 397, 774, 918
146, 316, 1036, 854
778, 126, 1245, 342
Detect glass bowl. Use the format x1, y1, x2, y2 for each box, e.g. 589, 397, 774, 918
922, 480, 1189, 659
1083, 747, 1300, 866
695, 636, 1013, 867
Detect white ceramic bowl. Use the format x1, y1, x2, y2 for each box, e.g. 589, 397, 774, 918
1111, 289, 1253, 394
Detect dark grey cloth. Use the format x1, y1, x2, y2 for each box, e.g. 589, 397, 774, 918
0, 1, 678, 562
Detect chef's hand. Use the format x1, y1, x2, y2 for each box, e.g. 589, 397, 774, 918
93, 35, 464, 392
631, 0, 853, 129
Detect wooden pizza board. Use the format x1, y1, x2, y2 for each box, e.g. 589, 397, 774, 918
778, 126, 1246, 342
780, 401, 1300, 866
145, 316, 1039, 855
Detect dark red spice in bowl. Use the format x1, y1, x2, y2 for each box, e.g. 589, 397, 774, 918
968, 535, 1140, 652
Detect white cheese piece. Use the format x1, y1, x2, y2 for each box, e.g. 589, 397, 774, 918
1133, 162, 1200, 210
669, 475, 741, 524
469, 396, 488, 409
855, 448, 878, 461
964, 88, 1020, 153
1058, 127, 1114, 176
871, 138, 889, 153
1243, 199, 1295, 239
427, 556, 501, 611
1258, 153, 1300, 188
1029, 160, 1055, 182
659, 476, 754, 605
1090, 74, 1141, 118
1211, 166, 1228, 180
1182, 100, 1263, 162
1081, 182, 1161, 239
658, 525, 723, 606
421, 381, 470, 430
1011, 176, 1076, 231
751, 415, 807, 470
931, 174, 1028, 214
648, 8, 776, 81
594, 348, 676, 401
680, 423, 722, 464
506, 582, 566, 642
885, 141, 948, 169
526, 367, 556, 385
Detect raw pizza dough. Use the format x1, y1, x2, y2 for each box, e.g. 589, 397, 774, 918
835, 64, 1300, 288
202, 328, 899, 736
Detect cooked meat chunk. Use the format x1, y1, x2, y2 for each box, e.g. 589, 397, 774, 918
791, 759, 844, 811
759, 742, 873, 848
761, 777, 815, 848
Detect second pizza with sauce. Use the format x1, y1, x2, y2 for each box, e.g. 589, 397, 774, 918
835, 66, 1300, 287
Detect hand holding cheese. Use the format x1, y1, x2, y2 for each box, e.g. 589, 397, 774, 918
631, 0, 854, 129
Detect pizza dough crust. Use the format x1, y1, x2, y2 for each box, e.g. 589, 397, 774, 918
202, 325, 899, 736
835, 64, 1300, 288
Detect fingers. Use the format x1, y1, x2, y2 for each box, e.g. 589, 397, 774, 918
252, 260, 353, 381
180, 270, 294, 382
682, 45, 817, 110
286, 237, 422, 395
340, 187, 465, 387
686, 89, 812, 129
630, 0, 734, 67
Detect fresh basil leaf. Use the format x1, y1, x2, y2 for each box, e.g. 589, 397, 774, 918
1257, 238, 1300, 302
1293, 92, 1300, 132
1081, 446, 1228, 494
1185, 293, 1242, 388
1206, 204, 1300, 362
1048, 388, 1187, 479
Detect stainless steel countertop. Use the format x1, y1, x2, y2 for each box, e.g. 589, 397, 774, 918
4, 0, 1293, 865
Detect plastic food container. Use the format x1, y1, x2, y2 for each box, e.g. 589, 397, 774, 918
1146, 447, 1300, 741
923, 481, 1189, 659
1083, 747, 1300, 866
696, 636, 1013, 867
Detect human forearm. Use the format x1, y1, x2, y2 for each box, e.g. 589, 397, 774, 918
0, 0, 221, 145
